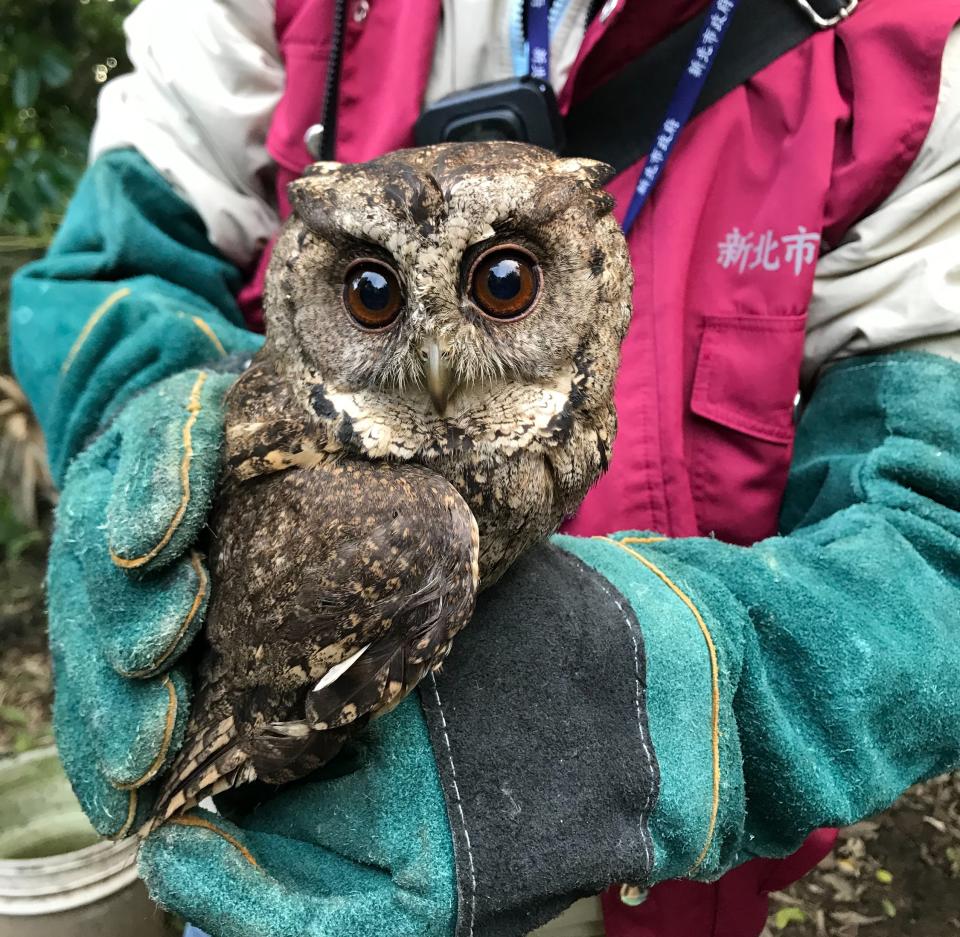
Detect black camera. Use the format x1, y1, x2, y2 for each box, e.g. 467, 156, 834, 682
413, 76, 565, 152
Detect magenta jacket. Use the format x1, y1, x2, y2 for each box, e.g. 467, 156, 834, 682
228, 2, 959, 933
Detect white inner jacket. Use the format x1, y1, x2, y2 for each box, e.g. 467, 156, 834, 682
90, 0, 960, 381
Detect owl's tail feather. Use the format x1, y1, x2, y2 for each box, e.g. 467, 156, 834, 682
139, 713, 254, 838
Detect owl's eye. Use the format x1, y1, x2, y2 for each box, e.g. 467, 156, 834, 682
343, 260, 403, 330
469, 247, 541, 321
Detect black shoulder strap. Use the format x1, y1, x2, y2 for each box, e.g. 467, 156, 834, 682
563, 0, 851, 172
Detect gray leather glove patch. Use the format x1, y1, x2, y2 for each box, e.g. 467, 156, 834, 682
420, 543, 659, 937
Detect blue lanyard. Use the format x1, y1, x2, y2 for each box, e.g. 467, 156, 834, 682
524, 0, 740, 233
527, 0, 551, 81
621, 0, 739, 233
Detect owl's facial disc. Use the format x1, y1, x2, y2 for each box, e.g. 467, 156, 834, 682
267, 142, 633, 459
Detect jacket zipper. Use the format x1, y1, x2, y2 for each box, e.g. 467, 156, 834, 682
319, 0, 347, 161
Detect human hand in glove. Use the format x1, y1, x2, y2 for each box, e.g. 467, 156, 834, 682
138, 541, 660, 937
48, 368, 251, 837
141, 355, 960, 937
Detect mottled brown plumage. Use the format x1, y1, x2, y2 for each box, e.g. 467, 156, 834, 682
149, 142, 632, 829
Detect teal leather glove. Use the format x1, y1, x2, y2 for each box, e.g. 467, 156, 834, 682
10, 148, 255, 483
137, 352, 960, 937
49, 368, 246, 836
11, 149, 264, 834
139, 699, 456, 937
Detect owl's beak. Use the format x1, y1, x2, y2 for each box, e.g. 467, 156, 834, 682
421, 339, 457, 416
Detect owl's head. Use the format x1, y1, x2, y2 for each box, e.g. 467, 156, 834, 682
264, 142, 632, 465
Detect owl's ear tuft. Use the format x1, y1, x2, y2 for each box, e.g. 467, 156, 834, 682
527, 157, 616, 224
589, 190, 616, 217
287, 175, 339, 234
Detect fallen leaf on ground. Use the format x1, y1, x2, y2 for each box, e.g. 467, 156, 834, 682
773, 907, 807, 929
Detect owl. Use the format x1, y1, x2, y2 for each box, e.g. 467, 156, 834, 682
148, 142, 633, 828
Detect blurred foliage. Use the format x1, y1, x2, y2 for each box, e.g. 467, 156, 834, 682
0, 493, 43, 566
0, 0, 137, 238
0, 373, 56, 526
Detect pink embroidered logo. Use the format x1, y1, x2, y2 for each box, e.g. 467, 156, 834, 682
717, 226, 821, 275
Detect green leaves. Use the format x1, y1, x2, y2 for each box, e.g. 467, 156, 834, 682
0, 704, 29, 727
39, 49, 72, 89
1, 0, 136, 238
9, 44, 75, 109
0, 494, 43, 563
12, 67, 40, 110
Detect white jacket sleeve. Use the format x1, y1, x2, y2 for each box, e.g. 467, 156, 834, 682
804, 26, 960, 384
90, 0, 283, 266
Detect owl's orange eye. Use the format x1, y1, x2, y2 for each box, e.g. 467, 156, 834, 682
343, 260, 403, 330
469, 247, 541, 321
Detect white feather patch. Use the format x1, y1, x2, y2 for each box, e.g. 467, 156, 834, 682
312, 644, 370, 694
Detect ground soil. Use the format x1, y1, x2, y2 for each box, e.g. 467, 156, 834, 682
0, 551, 51, 755
762, 776, 960, 936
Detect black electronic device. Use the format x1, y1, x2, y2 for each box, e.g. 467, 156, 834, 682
413, 76, 566, 152
408, 0, 851, 175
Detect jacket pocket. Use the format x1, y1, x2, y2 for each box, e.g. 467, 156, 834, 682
688, 314, 806, 542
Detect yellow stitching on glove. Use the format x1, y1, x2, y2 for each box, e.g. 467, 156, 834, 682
601, 536, 721, 876
118, 551, 208, 678
61, 287, 132, 375
188, 315, 227, 357
112, 789, 139, 840
167, 815, 259, 868
111, 371, 207, 570
116, 675, 178, 790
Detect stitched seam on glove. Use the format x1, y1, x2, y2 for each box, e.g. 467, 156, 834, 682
116, 676, 179, 789
118, 551, 209, 678
426, 672, 479, 937
111, 370, 209, 569
168, 816, 259, 868
186, 316, 228, 357
60, 287, 132, 375
111, 790, 139, 839
601, 535, 721, 875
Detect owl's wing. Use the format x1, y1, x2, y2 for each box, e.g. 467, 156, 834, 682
147, 456, 479, 830
298, 558, 457, 728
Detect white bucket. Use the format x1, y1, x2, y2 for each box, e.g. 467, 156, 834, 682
0, 746, 174, 937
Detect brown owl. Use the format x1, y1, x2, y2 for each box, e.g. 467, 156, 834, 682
148, 142, 633, 828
